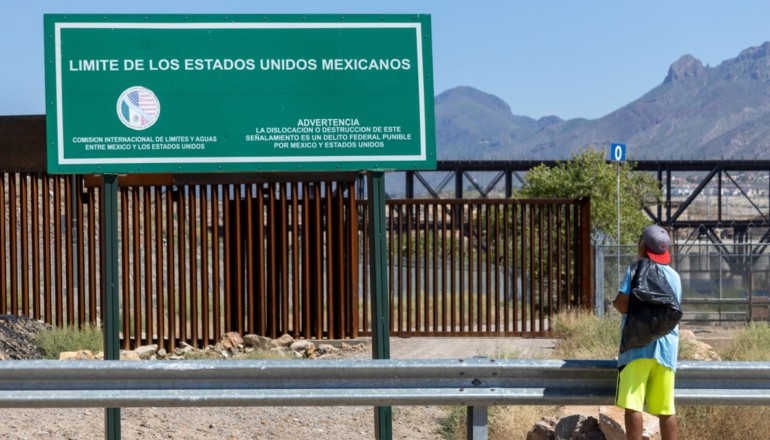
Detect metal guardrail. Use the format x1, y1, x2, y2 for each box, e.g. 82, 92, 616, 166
1, 358, 769, 439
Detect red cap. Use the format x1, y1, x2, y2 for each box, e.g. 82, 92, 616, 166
641, 225, 671, 265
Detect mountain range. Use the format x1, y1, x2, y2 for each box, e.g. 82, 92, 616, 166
435, 42, 770, 161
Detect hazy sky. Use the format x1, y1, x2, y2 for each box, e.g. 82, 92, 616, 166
4, 0, 770, 119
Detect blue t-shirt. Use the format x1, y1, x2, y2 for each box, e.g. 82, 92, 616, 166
617, 260, 682, 371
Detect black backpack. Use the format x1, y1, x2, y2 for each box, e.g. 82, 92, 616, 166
620, 258, 683, 353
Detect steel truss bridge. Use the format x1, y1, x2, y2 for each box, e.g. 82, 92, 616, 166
394, 160, 770, 270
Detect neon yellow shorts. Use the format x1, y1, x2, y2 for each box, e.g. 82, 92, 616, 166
615, 358, 676, 415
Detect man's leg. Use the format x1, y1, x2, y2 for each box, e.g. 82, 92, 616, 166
617, 359, 653, 440
624, 409, 643, 440
647, 362, 677, 440
659, 414, 678, 440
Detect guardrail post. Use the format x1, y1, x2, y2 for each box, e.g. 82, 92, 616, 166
466, 406, 488, 440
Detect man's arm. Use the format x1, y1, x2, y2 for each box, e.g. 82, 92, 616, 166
613, 292, 629, 314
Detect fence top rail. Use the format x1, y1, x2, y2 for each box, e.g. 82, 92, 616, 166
0, 359, 767, 408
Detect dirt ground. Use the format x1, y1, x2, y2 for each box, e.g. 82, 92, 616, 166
0, 336, 555, 440
0, 323, 732, 440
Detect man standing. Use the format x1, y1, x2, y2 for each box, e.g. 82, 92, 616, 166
612, 225, 682, 440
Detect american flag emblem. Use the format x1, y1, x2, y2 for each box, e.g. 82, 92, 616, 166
117, 86, 161, 130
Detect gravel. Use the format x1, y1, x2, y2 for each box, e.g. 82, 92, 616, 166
0, 317, 557, 440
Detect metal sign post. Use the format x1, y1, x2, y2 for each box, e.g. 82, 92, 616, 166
368, 171, 392, 439
100, 174, 120, 439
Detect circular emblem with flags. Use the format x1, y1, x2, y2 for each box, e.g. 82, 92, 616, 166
116, 86, 160, 130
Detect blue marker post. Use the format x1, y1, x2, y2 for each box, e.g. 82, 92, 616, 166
609, 143, 627, 289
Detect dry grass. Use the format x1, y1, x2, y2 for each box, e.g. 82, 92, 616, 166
488, 405, 561, 439
677, 406, 770, 440
675, 322, 770, 440
462, 311, 770, 440
440, 405, 560, 440
719, 321, 770, 361
551, 308, 621, 359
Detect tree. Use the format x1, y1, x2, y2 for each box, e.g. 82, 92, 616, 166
513, 148, 661, 245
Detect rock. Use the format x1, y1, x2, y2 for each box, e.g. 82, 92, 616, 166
599, 406, 660, 440
59, 350, 95, 360
243, 334, 272, 350
680, 329, 721, 361
134, 344, 158, 360
318, 343, 340, 355
290, 340, 316, 355
205, 342, 231, 357
220, 332, 243, 349
3, 315, 603, 362
664, 54, 705, 83
573, 416, 605, 440
530, 414, 606, 440
555, 414, 585, 438
340, 342, 366, 352
221, 335, 243, 355
173, 342, 195, 356
0, 314, 50, 360
93, 351, 141, 361
273, 334, 294, 348
599, 406, 628, 440
120, 351, 141, 361
527, 416, 557, 440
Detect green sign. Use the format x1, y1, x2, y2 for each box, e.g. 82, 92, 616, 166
44, 14, 436, 174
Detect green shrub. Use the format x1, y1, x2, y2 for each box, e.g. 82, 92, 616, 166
34, 324, 104, 359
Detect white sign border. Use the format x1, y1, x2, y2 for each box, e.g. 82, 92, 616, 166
54, 20, 428, 167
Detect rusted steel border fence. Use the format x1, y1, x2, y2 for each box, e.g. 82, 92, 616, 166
0, 115, 593, 348
0, 171, 363, 350
375, 198, 592, 337
0, 172, 591, 346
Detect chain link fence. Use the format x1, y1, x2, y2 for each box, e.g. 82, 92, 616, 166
596, 242, 770, 322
